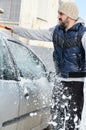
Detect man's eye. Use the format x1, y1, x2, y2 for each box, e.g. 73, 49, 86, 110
58, 11, 64, 15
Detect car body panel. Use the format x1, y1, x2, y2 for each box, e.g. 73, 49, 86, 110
0, 80, 19, 130
17, 77, 51, 130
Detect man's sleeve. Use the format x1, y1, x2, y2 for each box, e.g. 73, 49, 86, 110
13, 26, 55, 42
82, 32, 86, 60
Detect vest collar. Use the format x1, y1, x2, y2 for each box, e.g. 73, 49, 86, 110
59, 23, 82, 32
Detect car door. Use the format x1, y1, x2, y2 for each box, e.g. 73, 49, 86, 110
7, 40, 52, 130
0, 38, 20, 130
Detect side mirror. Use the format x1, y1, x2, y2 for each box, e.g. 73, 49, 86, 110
3, 68, 19, 81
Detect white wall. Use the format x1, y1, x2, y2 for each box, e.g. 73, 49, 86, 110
19, 0, 58, 29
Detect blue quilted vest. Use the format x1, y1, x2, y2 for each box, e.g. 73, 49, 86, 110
53, 23, 86, 78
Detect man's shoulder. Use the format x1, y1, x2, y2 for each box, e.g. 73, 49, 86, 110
82, 26, 86, 31
54, 25, 62, 32
79, 26, 86, 37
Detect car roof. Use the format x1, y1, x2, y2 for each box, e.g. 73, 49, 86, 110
0, 31, 20, 42
0, 31, 32, 50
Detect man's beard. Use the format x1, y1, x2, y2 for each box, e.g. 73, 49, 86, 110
59, 18, 69, 28
58, 18, 64, 25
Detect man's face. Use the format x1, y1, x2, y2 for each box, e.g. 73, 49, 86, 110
58, 11, 69, 27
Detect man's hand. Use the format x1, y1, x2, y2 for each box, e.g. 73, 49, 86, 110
5, 26, 13, 33
0, 25, 13, 32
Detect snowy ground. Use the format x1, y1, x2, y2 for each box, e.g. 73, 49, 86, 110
30, 45, 86, 130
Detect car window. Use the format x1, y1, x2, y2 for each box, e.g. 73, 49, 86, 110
7, 40, 46, 79
0, 39, 17, 80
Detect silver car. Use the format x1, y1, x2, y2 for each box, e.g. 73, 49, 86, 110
0, 32, 52, 130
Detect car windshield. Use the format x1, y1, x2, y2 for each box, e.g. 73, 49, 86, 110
7, 40, 46, 80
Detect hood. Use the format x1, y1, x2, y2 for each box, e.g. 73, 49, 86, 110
75, 17, 86, 26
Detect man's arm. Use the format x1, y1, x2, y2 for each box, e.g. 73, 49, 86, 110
82, 32, 86, 60
11, 26, 55, 42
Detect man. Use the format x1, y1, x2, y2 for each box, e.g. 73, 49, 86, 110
5, 2, 86, 130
